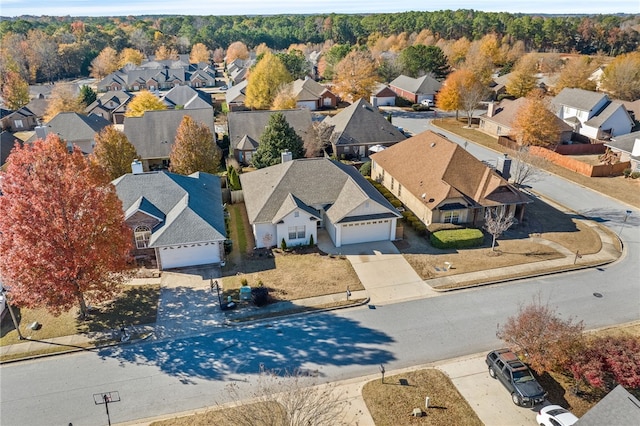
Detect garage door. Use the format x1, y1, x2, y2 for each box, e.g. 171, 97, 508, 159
158, 243, 220, 270
297, 100, 316, 110
340, 220, 391, 246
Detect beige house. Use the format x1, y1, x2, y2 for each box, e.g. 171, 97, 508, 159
370, 131, 531, 227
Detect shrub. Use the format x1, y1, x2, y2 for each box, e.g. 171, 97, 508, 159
309, 234, 314, 246
631, 171, 640, 179
240, 277, 248, 286
224, 239, 233, 254
411, 104, 430, 111
623, 168, 632, 178
359, 161, 371, 177
280, 238, 287, 251
413, 222, 427, 236
252, 284, 270, 307
430, 228, 484, 249
390, 199, 403, 208
401, 211, 413, 220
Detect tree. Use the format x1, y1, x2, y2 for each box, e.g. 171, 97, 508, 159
509, 148, 546, 188
271, 83, 297, 110
600, 52, 640, 101
217, 366, 346, 426
44, 83, 85, 122
245, 52, 292, 110
90, 46, 119, 79
154, 45, 178, 61
125, 90, 166, 117
332, 50, 378, 102
555, 56, 597, 93
78, 85, 97, 107
119, 48, 145, 67
91, 126, 139, 181
189, 42, 210, 63
276, 49, 309, 80
1, 69, 30, 110
252, 112, 304, 169
304, 122, 332, 158
399, 45, 450, 79
458, 70, 488, 128
506, 54, 538, 98
169, 115, 221, 175
436, 73, 462, 120
226, 41, 249, 62
359, 161, 371, 177
571, 336, 640, 391
484, 207, 515, 251
497, 295, 585, 373
226, 164, 241, 190
511, 89, 561, 147
0, 134, 133, 318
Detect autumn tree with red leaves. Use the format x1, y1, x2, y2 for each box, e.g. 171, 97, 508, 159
497, 295, 585, 373
0, 134, 133, 318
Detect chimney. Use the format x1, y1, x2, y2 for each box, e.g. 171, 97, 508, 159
131, 159, 144, 174
487, 102, 497, 118
632, 138, 640, 157
281, 151, 293, 163
496, 153, 512, 181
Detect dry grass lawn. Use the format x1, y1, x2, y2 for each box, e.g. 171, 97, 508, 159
151, 402, 283, 426
362, 369, 483, 426
434, 118, 640, 209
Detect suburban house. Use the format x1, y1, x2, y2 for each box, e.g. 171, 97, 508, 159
226, 58, 252, 85
319, 98, 406, 159
0, 105, 40, 132
27, 112, 111, 154
123, 108, 215, 171
370, 83, 397, 107
479, 98, 573, 143
161, 85, 213, 110
370, 131, 531, 227
97, 61, 217, 92
605, 131, 640, 171
1, 131, 23, 166
291, 77, 337, 110
552, 88, 634, 140
389, 74, 442, 104
113, 165, 226, 270
86, 90, 134, 125
240, 157, 401, 249
227, 108, 313, 165
575, 385, 640, 426
224, 80, 248, 111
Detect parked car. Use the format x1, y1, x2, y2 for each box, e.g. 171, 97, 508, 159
536, 405, 579, 426
486, 348, 547, 407
420, 99, 434, 106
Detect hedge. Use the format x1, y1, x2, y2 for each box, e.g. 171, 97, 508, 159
430, 228, 484, 249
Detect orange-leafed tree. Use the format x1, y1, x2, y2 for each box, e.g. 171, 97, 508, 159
119, 47, 145, 67
91, 126, 139, 181
332, 50, 378, 102
43, 83, 85, 122
0, 134, 133, 318
154, 45, 178, 61
226, 41, 250, 62
169, 115, 221, 175
437, 69, 487, 126
90, 46, 120, 79
190, 43, 210, 63
1, 69, 30, 110
125, 90, 166, 117
436, 73, 462, 120
511, 89, 561, 147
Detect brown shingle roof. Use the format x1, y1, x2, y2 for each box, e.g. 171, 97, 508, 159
370, 131, 530, 209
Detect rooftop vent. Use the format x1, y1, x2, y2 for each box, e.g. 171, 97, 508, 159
430, 142, 436, 148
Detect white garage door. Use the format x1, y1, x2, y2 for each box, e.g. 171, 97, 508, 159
341, 220, 391, 246
297, 100, 317, 110
159, 243, 220, 270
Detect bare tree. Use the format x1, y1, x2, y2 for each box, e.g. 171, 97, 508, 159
216, 367, 346, 426
484, 207, 514, 251
510, 147, 546, 187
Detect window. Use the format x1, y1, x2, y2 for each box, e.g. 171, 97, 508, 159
443, 211, 460, 224
288, 226, 305, 239
391, 177, 394, 190
294, 211, 299, 218
398, 184, 402, 196
135, 226, 151, 249
14, 119, 24, 128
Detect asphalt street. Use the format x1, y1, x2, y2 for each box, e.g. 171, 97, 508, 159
1, 113, 638, 426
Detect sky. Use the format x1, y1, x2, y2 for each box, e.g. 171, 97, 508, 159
1, 0, 638, 17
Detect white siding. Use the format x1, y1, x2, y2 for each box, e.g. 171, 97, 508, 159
254, 223, 277, 248
158, 242, 221, 270
340, 219, 393, 245
275, 209, 318, 247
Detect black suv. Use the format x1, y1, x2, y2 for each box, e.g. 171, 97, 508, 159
486, 349, 547, 407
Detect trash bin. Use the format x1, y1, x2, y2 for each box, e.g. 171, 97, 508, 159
239, 285, 252, 301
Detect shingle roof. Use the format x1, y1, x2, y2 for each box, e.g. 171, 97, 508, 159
225, 80, 248, 105
291, 78, 329, 101
370, 131, 530, 209
113, 171, 226, 246
606, 130, 640, 157
1, 131, 23, 165
236, 134, 259, 150
321, 98, 406, 146
552, 88, 608, 112
481, 98, 572, 132
584, 101, 626, 128
575, 385, 640, 426
389, 74, 442, 95
227, 109, 313, 151
161, 85, 213, 109
240, 158, 400, 225
28, 112, 111, 144
123, 109, 214, 160
372, 83, 397, 98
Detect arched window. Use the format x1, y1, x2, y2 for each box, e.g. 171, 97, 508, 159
134, 226, 151, 249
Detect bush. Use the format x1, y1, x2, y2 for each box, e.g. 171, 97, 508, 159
252, 284, 270, 307
390, 199, 403, 208
631, 171, 640, 179
623, 168, 632, 178
309, 234, 314, 246
224, 239, 233, 254
413, 222, 427, 236
240, 277, 248, 286
411, 104, 431, 111
359, 161, 371, 177
280, 238, 287, 251
430, 228, 484, 249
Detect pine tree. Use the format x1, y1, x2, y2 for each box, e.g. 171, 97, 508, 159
252, 113, 303, 169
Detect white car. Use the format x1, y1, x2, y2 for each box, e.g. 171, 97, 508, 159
536, 405, 579, 426
420, 99, 433, 106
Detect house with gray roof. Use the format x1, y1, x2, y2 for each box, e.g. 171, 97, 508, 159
113, 167, 226, 270
389, 74, 442, 104
27, 112, 111, 154
86, 90, 134, 124
370, 83, 397, 107
479, 98, 572, 143
605, 130, 640, 171
227, 108, 313, 165
241, 157, 401, 249
552, 88, 634, 140
123, 108, 215, 171
319, 98, 406, 159
161, 85, 213, 110
291, 77, 337, 110
225, 80, 248, 111
575, 385, 640, 426
1, 131, 23, 166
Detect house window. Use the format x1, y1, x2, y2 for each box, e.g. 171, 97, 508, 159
288, 226, 305, 239
398, 184, 402, 197
294, 211, 299, 218
135, 226, 151, 249
14, 119, 24, 128
391, 177, 394, 190
443, 211, 460, 224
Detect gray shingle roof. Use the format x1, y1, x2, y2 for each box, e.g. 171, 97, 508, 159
28, 112, 111, 144
389, 74, 442, 94
113, 171, 226, 246
240, 157, 400, 225
1, 131, 23, 165
575, 385, 640, 426
584, 101, 626, 128
227, 109, 313, 151
552, 88, 608, 112
321, 98, 406, 146
606, 130, 640, 156
123, 109, 214, 160
161, 85, 213, 109
225, 80, 248, 105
